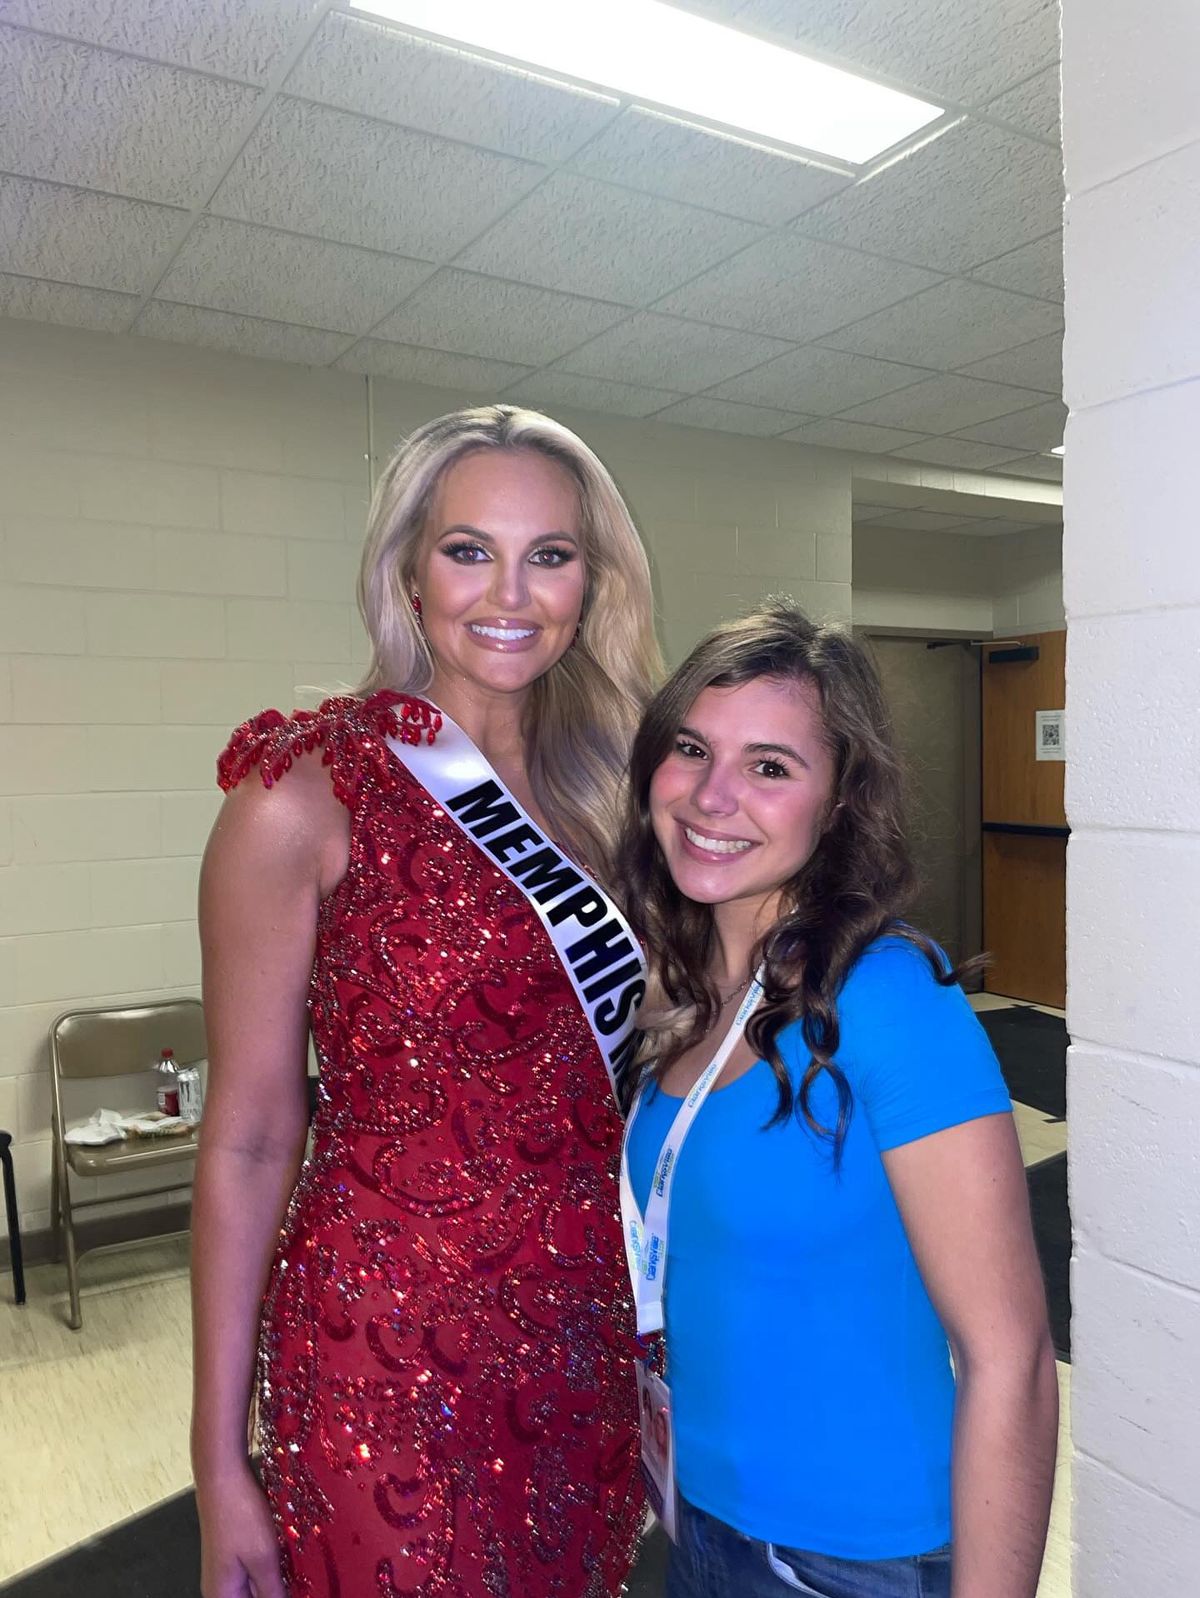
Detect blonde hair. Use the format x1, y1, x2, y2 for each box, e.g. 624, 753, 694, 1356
358, 404, 662, 872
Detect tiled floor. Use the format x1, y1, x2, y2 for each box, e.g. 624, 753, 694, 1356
0, 993, 1071, 1591
0, 1235, 194, 1583
968, 992, 1069, 1169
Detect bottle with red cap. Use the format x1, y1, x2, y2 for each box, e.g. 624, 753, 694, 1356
154, 1047, 180, 1117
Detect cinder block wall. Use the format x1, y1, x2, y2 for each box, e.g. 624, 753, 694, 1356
852, 522, 1064, 636
0, 323, 370, 1236
0, 316, 851, 1237
1062, 2, 1200, 1589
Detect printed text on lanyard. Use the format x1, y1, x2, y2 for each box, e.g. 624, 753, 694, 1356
620, 971, 765, 1336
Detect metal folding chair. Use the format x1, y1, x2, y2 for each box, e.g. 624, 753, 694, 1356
50, 999, 205, 1330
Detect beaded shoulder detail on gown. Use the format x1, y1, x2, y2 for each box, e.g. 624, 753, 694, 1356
212, 691, 643, 1598
217, 690, 442, 804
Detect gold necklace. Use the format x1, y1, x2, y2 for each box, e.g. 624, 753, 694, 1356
715, 974, 751, 1005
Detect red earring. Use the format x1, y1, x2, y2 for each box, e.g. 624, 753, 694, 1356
410, 592, 422, 616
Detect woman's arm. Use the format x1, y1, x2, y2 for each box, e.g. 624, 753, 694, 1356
883, 1113, 1059, 1598
191, 760, 348, 1598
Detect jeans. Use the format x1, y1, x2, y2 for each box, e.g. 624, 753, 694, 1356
665, 1498, 952, 1598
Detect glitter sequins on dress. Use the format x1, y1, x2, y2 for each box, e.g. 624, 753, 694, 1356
217, 692, 644, 1598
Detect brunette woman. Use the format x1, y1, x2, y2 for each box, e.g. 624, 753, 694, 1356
619, 601, 1058, 1598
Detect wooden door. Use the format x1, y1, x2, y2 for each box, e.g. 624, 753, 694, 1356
981, 630, 1067, 1007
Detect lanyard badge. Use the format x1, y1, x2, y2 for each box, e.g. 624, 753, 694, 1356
636, 1359, 677, 1540
619, 971, 764, 1334
619, 971, 763, 1542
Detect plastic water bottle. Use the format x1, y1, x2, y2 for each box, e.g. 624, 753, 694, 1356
154, 1048, 180, 1117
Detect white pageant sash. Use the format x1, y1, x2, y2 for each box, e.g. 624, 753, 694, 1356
386, 708, 645, 1110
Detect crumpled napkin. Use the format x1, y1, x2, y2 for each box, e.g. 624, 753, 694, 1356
64, 1108, 188, 1143
64, 1108, 128, 1146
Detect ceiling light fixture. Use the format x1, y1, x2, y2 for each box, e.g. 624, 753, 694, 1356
353, 0, 945, 165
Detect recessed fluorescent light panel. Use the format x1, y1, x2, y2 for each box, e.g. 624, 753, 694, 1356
355, 0, 945, 165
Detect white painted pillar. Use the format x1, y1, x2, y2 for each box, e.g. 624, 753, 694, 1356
1062, 3, 1200, 1591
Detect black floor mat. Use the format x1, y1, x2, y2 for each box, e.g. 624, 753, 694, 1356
0, 1494, 672, 1598
0, 1489, 201, 1598
1027, 1151, 1071, 1360
979, 1006, 1068, 1121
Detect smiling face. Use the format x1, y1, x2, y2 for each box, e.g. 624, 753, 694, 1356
414, 447, 586, 703
649, 675, 838, 925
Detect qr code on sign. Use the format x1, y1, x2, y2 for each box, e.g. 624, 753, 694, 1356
1035, 711, 1065, 760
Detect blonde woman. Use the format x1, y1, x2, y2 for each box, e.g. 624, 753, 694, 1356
191, 407, 661, 1598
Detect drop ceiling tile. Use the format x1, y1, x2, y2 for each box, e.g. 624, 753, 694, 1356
0, 272, 138, 332
929, 518, 993, 534
503, 370, 684, 419
653, 232, 940, 341
559, 313, 792, 392
455, 173, 763, 305
712, 346, 930, 412
336, 340, 531, 392
211, 97, 542, 261
652, 397, 806, 436
779, 419, 927, 453
868, 509, 981, 532
958, 332, 1062, 395
839, 373, 1047, 432
853, 488, 937, 512
568, 108, 852, 226
156, 217, 436, 332
912, 488, 1057, 518
738, 0, 1058, 107
890, 438, 1027, 469
135, 301, 351, 365
993, 454, 1063, 482
796, 120, 1062, 275
821, 278, 1062, 369
964, 518, 1040, 535
0, 26, 259, 206
971, 231, 1064, 302
955, 397, 1066, 451
371, 271, 627, 367
851, 504, 901, 523
985, 63, 1061, 143
1, 0, 317, 83
286, 12, 620, 164
0, 175, 183, 293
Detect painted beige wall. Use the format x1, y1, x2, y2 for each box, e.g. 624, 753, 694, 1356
853, 524, 1064, 636
992, 527, 1066, 636
0, 321, 369, 1235
0, 316, 851, 1236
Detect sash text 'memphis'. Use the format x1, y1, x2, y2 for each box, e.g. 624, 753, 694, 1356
445, 779, 645, 1088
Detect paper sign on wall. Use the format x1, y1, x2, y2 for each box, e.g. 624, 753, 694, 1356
1035, 709, 1065, 762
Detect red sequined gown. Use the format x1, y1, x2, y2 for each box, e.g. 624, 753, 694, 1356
217, 691, 643, 1598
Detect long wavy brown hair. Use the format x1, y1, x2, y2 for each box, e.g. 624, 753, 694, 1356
618, 600, 978, 1151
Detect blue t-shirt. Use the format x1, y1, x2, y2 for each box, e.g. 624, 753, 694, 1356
625, 937, 1011, 1560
